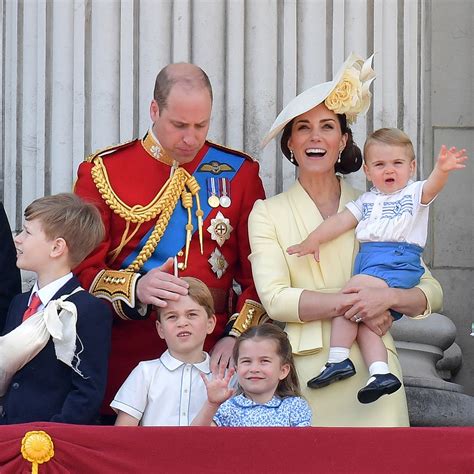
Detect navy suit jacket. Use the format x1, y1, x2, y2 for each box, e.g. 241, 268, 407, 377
0, 276, 112, 424
0, 202, 21, 333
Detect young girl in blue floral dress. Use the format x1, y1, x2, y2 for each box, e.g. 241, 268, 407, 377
192, 324, 312, 427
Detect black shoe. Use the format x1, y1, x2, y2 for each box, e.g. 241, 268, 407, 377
357, 373, 402, 404
307, 359, 356, 389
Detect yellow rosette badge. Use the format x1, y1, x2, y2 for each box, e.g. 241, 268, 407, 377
21, 430, 54, 474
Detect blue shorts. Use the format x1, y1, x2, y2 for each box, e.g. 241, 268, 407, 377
353, 242, 424, 320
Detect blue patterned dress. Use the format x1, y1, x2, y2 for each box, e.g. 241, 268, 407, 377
213, 394, 312, 427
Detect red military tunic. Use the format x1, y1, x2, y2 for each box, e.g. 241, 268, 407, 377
74, 132, 266, 412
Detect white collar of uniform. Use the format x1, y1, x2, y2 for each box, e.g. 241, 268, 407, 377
160, 349, 211, 374
370, 179, 414, 196
31, 272, 74, 307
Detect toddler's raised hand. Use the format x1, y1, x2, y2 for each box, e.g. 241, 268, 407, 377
436, 145, 468, 173
201, 365, 235, 405
287, 232, 321, 261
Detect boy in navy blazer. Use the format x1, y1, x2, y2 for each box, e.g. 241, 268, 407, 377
0, 193, 112, 424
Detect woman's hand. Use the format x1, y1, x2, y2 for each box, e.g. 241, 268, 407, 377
341, 286, 394, 336
360, 310, 393, 336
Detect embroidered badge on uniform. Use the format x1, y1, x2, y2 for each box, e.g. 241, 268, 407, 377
198, 161, 235, 175
150, 144, 163, 159
208, 248, 228, 279
207, 211, 233, 247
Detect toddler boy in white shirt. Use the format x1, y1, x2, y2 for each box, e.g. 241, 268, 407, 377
112, 277, 217, 426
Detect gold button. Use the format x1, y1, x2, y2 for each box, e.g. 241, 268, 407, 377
177, 250, 184, 257
177, 263, 185, 270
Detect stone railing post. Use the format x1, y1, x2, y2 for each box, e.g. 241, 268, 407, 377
391, 313, 474, 426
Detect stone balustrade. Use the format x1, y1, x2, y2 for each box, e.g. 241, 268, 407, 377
392, 313, 474, 426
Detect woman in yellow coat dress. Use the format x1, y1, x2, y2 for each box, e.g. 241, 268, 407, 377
248, 54, 442, 426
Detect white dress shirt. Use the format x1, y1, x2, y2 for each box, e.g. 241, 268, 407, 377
30, 272, 73, 310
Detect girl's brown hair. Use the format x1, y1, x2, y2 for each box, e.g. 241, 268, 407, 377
232, 323, 302, 398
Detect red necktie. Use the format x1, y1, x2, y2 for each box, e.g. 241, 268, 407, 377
22, 293, 42, 321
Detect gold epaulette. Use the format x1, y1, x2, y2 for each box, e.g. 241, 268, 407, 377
85, 139, 137, 163
229, 300, 270, 337
206, 140, 257, 162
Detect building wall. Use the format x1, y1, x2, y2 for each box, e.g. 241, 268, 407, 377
1, 0, 426, 218
422, 0, 473, 394
1, 0, 472, 392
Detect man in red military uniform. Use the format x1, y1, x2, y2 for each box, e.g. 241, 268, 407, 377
74, 63, 266, 417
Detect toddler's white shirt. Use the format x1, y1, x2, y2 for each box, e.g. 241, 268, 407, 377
346, 180, 433, 248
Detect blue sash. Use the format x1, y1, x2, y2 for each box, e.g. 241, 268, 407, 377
121, 146, 245, 272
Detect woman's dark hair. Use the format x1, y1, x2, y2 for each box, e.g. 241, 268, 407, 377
233, 323, 302, 399
280, 113, 362, 174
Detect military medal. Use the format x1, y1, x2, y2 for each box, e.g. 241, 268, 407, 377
219, 178, 231, 208
207, 211, 233, 247
208, 248, 228, 279
207, 178, 220, 208
208, 194, 219, 208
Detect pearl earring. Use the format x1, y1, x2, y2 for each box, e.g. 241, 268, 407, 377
290, 150, 296, 164
337, 150, 342, 163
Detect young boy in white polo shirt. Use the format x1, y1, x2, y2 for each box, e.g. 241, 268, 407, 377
112, 277, 217, 426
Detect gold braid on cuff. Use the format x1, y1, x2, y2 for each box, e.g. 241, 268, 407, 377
90, 270, 141, 319
229, 300, 269, 337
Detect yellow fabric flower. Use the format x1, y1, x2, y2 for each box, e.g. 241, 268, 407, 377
262, 52, 376, 147
324, 55, 375, 124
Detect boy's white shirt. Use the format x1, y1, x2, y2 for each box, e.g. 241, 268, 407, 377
0, 272, 85, 397
111, 350, 212, 426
